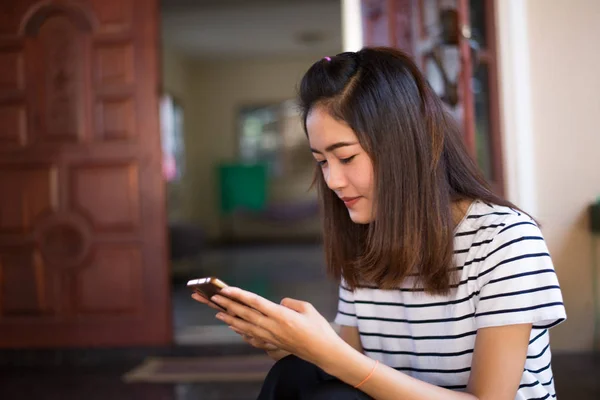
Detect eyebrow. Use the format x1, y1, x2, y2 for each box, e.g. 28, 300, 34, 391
310, 141, 358, 154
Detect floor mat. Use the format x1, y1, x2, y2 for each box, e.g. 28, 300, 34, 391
123, 355, 274, 383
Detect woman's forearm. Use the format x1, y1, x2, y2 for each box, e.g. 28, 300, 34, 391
321, 341, 479, 400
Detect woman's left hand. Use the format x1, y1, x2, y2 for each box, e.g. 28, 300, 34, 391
210, 287, 345, 368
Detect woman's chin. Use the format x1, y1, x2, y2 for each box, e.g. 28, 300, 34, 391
348, 210, 372, 224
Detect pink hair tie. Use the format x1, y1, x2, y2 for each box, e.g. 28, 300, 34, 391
323, 56, 331, 62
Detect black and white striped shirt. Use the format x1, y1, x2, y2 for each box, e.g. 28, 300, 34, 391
335, 200, 566, 399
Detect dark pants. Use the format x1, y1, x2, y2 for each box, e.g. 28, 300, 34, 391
257, 355, 373, 400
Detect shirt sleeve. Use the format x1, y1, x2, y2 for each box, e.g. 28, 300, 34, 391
334, 279, 358, 327
474, 216, 567, 330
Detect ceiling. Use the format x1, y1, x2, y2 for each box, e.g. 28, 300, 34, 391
160, 0, 343, 60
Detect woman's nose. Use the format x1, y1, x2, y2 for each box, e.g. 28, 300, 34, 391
324, 163, 347, 191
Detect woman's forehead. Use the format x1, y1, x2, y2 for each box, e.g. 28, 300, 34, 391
306, 108, 358, 144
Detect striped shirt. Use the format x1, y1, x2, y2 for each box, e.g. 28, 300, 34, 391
335, 200, 566, 399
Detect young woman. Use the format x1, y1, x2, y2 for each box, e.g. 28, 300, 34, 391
193, 47, 566, 400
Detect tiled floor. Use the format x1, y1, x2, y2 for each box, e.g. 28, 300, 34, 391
0, 367, 263, 400
1, 244, 599, 399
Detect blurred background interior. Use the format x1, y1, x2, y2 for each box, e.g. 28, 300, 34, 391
0, 0, 598, 399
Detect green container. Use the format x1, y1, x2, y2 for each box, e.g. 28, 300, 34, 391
218, 163, 268, 215
590, 202, 600, 234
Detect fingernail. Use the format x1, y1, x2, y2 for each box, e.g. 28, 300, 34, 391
215, 313, 224, 320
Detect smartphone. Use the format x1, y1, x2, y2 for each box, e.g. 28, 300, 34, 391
187, 277, 229, 310
187, 277, 259, 313
187, 276, 227, 298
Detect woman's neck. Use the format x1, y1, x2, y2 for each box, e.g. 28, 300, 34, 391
452, 198, 474, 228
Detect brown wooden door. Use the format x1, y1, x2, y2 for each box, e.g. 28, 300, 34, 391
361, 0, 476, 152
361, 0, 504, 195
0, 0, 171, 347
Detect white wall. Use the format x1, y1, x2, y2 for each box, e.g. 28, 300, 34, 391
161, 46, 191, 222
161, 46, 189, 100
184, 56, 322, 239
497, 0, 600, 351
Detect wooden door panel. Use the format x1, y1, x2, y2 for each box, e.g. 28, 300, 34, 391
0, 246, 56, 316
362, 0, 415, 54
0, 103, 27, 146
94, 39, 136, 141
0, 0, 170, 348
0, 2, 35, 36
31, 13, 89, 143
94, 43, 134, 86
0, 48, 25, 92
95, 97, 136, 140
70, 162, 140, 231
75, 246, 142, 313
0, 43, 27, 149
0, 165, 57, 233
89, 0, 134, 33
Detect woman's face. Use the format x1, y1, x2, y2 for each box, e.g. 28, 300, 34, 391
306, 106, 375, 224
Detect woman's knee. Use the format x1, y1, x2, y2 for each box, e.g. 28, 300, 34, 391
268, 354, 319, 379
257, 355, 324, 400
302, 380, 373, 400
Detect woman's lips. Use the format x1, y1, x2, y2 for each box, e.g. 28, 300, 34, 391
341, 196, 361, 207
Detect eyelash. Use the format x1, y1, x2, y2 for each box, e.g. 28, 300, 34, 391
317, 156, 356, 167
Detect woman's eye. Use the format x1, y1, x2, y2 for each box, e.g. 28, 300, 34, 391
316, 160, 327, 167
340, 155, 356, 164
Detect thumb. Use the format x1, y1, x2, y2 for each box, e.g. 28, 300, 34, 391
280, 297, 311, 313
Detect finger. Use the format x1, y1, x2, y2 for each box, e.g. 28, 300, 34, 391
280, 297, 312, 314
212, 292, 288, 334
211, 294, 267, 325
256, 340, 279, 351
218, 287, 284, 320
235, 329, 266, 349
229, 325, 245, 335
192, 293, 226, 312
191, 292, 209, 304
227, 324, 258, 341
229, 328, 265, 350
225, 320, 256, 339
242, 333, 279, 351
241, 335, 253, 345
229, 327, 270, 350
216, 312, 283, 349
242, 335, 267, 350
207, 302, 224, 312
250, 338, 279, 351
243, 333, 277, 350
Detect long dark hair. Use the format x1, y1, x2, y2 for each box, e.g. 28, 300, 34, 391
298, 47, 520, 294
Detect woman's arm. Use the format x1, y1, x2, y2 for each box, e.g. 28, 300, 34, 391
339, 325, 363, 353
466, 324, 532, 398
209, 287, 532, 400
322, 323, 532, 400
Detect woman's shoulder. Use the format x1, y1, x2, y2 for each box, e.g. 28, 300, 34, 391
455, 201, 547, 277
457, 200, 539, 242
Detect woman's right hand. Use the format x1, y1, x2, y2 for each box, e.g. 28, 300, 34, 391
192, 292, 291, 361
229, 325, 291, 361
192, 292, 224, 312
